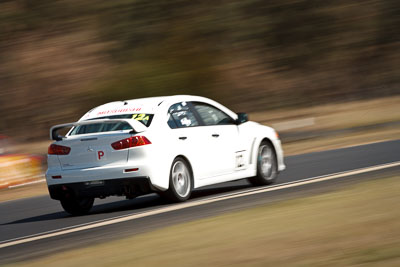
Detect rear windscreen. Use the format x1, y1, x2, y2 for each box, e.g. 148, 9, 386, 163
69, 113, 154, 136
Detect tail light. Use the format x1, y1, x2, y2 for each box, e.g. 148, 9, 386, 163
48, 144, 71, 155
111, 136, 151, 150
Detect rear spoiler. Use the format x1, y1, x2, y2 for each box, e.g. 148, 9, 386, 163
50, 119, 147, 141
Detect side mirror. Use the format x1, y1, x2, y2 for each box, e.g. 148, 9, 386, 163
236, 113, 248, 125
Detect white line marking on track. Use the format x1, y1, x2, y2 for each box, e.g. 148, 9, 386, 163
1, 161, 400, 249
8, 179, 45, 189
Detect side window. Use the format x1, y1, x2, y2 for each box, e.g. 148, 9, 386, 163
167, 102, 199, 128
193, 103, 235, 126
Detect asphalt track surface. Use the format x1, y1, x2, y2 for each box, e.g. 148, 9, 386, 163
1, 139, 399, 264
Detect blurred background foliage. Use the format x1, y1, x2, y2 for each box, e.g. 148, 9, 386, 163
0, 0, 399, 140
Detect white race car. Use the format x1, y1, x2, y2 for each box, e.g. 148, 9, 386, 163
46, 95, 285, 215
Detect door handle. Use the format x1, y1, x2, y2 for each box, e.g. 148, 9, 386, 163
212, 134, 220, 138
179, 136, 187, 140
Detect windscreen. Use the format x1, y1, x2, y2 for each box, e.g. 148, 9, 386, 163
69, 113, 154, 136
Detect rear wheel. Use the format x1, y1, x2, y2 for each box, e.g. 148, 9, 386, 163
161, 157, 193, 202
60, 197, 94, 216
249, 141, 278, 186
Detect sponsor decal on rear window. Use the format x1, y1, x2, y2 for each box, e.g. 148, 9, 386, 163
131, 113, 150, 123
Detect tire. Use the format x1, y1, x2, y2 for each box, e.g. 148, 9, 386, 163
60, 197, 94, 216
248, 141, 278, 186
161, 157, 193, 202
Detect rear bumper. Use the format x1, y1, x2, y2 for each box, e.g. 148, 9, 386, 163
48, 176, 152, 200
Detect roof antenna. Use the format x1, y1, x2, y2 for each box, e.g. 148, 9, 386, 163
123, 101, 128, 105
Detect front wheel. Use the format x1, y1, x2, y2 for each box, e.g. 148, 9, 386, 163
60, 197, 94, 216
248, 141, 278, 186
161, 157, 193, 202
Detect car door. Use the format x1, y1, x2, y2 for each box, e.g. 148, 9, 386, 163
191, 102, 240, 178
166, 101, 211, 180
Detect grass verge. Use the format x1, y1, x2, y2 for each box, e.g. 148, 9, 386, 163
282, 126, 400, 155
8, 175, 400, 266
